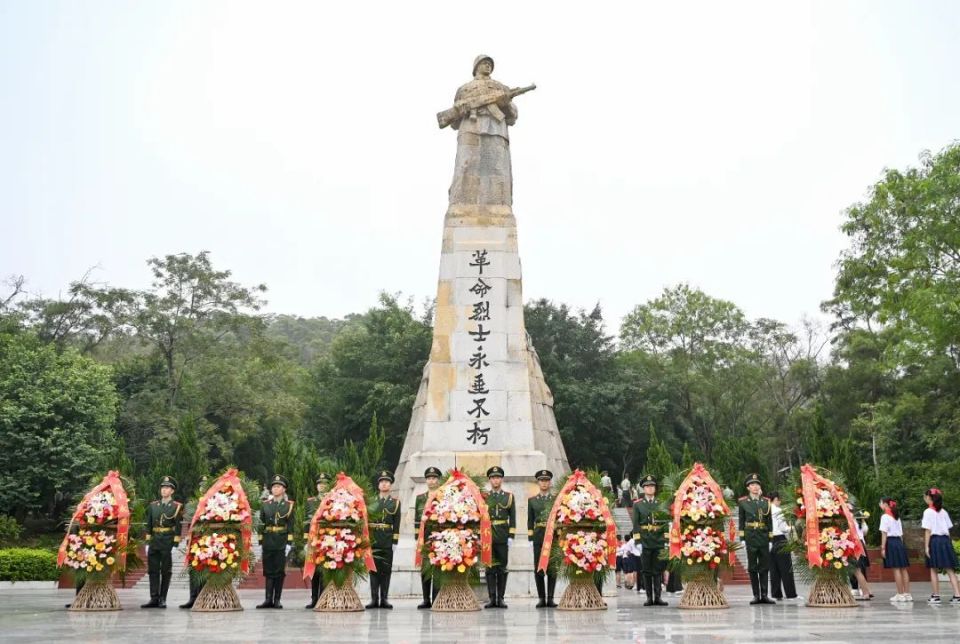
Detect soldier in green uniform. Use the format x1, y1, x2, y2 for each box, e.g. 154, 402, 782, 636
528, 469, 557, 608
304, 473, 331, 609
179, 475, 208, 609
484, 465, 515, 609
632, 474, 668, 607
367, 470, 401, 610
257, 474, 295, 609
414, 466, 442, 609
738, 472, 775, 605
141, 475, 183, 609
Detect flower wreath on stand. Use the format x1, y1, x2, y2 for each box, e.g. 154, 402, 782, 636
184, 468, 254, 611
666, 463, 738, 609
58, 471, 136, 611
416, 469, 492, 612
539, 470, 616, 611
786, 464, 864, 607
303, 472, 376, 612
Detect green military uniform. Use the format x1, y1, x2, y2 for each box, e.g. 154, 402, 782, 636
179, 476, 208, 609
738, 472, 775, 604
257, 474, 295, 609
632, 474, 668, 607
528, 469, 557, 608
415, 466, 443, 609
485, 466, 516, 609
304, 473, 331, 609
141, 476, 183, 609
367, 470, 401, 609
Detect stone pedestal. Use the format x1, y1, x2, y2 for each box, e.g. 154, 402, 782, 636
392, 204, 570, 596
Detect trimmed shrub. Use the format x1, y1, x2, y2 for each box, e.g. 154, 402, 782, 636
0, 548, 59, 581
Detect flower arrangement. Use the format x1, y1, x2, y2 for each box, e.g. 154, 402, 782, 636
676, 525, 729, 570
422, 478, 482, 525
310, 527, 363, 570
62, 529, 118, 573
189, 532, 241, 574
197, 484, 251, 523
318, 488, 364, 523
561, 530, 609, 574
83, 491, 119, 525
678, 477, 726, 522
814, 526, 858, 570
555, 485, 603, 525
794, 483, 845, 520
427, 528, 480, 574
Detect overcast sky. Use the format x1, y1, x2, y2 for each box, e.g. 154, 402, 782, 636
2, 1, 958, 335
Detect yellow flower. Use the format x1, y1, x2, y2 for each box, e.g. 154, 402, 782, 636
825, 553, 833, 560
221, 562, 227, 569
457, 564, 466, 573
833, 561, 842, 569
687, 558, 693, 565
95, 564, 103, 571
86, 566, 93, 572
713, 556, 721, 563
106, 557, 115, 565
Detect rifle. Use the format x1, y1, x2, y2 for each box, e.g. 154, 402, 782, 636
436, 83, 536, 129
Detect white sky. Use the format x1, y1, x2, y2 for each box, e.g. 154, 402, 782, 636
2, 1, 958, 334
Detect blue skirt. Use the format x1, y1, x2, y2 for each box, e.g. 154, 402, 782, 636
925, 534, 958, 570
883, 536, 910, 569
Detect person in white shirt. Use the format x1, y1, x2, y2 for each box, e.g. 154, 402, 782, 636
767, 492, 799, 600
848, 512, 873, 600
922, 488, 960, 604
879, 497, 911, 602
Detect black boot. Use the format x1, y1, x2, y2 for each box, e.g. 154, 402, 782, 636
749, 572, 761, 605
180, 577, 200, 609
418, 575, 432, 609
379, 574, 393, 609
546, 575, 558, 608
535, 572, 547, 608
256, 578, 274, 609
306, 573, 321, 609
643, 574, 654, 606
141, 573, 161, 608
497, 571, 508, 608
653, 577, 668, 606
366, 575, 380, 609
759, 573, 775, 604
484, 571, 498, 608
158, 573, 171, 608
272, 575, 284, 608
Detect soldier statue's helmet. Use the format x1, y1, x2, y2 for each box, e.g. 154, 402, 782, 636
473, 54, 494, 75
641, 474, 658, 488
377, 470, 395, 484
535, 469, 553, 481
270, 474, 289, 489
424, 467, 442, 479
744, 473, 762, 487
160, 475, 178, 490
487, 465, 505, 478
315, 473, 331, 486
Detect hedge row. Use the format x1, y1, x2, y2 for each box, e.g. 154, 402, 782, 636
0, 548, 59, 581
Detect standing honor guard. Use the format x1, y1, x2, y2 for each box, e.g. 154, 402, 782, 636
367, 470, 401, 609
528, 469, 557, 608
485, 466, 515, 609
179, 475, 208, 609
414, 466, 443, 609
304, 473, 332, 609
141, 475, 183, 609
257, 474, 294, 609
632, 474, 668, 607
738, 473, 775, 605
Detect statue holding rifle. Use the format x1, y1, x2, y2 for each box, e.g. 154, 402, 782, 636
440, 55, 535, 207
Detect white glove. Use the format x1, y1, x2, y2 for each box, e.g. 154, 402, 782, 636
507, 538, 514, 547
392, 544, 397, 553
285, 544, 292, 556
145, 545, 149, 556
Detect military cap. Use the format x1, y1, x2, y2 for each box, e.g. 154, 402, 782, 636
270, 474, 289, 489
487, 465, 505, 478
424, 466, 442, 478
640, 474, 658, 487
377, 470, 394, 484
315, 473, 331, 486
473, 54, 494, 75
535, 469, 553, 481
744, 473, 761, 487
159, 475, 178, 490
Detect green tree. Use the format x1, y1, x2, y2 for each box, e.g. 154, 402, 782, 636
0, 330, 118, 518
643, 424, 675, 480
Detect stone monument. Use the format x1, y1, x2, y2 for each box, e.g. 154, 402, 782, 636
390, 55, 570, 597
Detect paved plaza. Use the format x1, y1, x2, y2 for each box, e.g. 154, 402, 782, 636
2, 582, 959, 643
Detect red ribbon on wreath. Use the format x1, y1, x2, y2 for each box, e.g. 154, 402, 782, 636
303, 472, 376, 580
414, 469, 492, 568
668, 462, 736, 565
184, 468, 253, 573
800, 463, 865, 567
537, 470, 617, 573
57, 471, 131, 569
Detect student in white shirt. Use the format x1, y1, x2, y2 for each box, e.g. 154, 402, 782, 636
879, 497, 911, 602
767, 492, 799, 601
922, 488, 960, 604
849, 512, 873, 600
